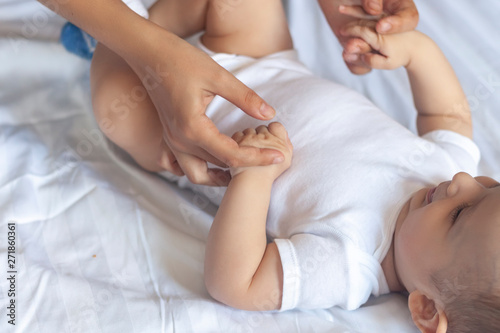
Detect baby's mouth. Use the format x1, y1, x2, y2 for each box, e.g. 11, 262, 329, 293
426, 187, 437, 205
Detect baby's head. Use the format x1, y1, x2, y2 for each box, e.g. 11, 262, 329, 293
393, 172, 500, 332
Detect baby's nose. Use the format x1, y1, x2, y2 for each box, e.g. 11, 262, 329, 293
447, 172, 476, 196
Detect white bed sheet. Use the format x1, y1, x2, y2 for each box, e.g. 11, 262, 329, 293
0, 1, 499, 332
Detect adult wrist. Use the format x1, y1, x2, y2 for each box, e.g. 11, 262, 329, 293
60, 0, 175, 66
121, 24, 186, 75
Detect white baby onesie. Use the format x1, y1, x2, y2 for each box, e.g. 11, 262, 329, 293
166, 35, 481, 311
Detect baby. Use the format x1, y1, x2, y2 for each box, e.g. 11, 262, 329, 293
89, 1, 500, 332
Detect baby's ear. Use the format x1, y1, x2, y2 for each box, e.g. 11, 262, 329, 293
408, 290, 448, 333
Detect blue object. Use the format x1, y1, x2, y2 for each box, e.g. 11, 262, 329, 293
60, 22, 97, 59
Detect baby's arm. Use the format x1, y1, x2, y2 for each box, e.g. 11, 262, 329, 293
204, 123, 293, 310
340, 18, 472, 139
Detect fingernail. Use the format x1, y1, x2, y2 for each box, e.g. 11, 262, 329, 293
350, 45, 360, 53
369, 1, 381, 12
260, 102, 275, 119
345, 53, 359, 62
159, 151, 168, 166
379, 21, 392, 33
273, 156, 284, 164
339, 5, 345, 12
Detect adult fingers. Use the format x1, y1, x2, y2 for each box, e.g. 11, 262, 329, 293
174, 150, 230, 186
339, 5, 383, 20
342, 38, 374, 75
205, 132, 285, 168
196, 116, 284, 168
343, 36, 373, 54
163, 128, 228, 168
345, 61, 373, 75
158, 140, 184, 176
362, 0, 383, 15
341, 23, 380, 50
376, 0, 418, 34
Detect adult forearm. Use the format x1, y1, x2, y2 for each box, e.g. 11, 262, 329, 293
37, 0, 176, 63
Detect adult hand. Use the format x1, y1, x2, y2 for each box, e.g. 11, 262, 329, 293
230, 123, 293, 179
318, 0, 419, 74
37, 0, 284, 187
128, 32, 284, 186
340, 19, 414, 70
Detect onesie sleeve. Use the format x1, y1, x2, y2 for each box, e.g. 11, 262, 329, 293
274, 233, 374, 311
422, 130, 481, 176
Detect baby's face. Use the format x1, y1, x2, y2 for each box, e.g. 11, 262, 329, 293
393, 172, 500, 295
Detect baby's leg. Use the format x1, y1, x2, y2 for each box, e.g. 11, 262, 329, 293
89, 0, 212, 172
202, 0, 293, 58
90, 43, 164, 172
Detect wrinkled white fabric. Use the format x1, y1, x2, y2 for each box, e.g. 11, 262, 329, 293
170, 36, 479, 311
0, 0, 498, 332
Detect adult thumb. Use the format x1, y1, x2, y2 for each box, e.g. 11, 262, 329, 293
217, 72, 276, 120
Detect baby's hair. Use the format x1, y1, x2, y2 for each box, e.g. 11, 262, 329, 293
431, 256, 500, 332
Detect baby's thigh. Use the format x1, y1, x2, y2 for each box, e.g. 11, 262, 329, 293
203, 0, 292, 57
90, 44, 163, 170
148, 0, 209, 38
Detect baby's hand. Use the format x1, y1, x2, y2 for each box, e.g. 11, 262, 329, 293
339, 12, 415, 70
230, 122, 293, 180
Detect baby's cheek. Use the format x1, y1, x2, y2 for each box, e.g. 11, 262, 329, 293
397, 216, 428, 258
